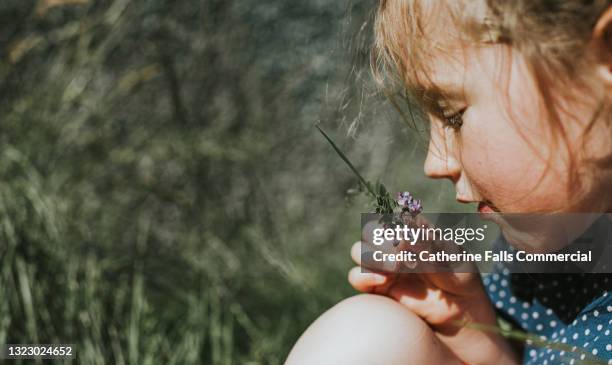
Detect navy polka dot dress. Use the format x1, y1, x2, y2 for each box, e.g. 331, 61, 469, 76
484, 270, 611, 364
483, 218, 612, 364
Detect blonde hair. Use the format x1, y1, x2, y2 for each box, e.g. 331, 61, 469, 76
373, 0, 612, 211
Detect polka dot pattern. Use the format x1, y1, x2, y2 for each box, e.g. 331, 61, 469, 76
483, 269, 612, 364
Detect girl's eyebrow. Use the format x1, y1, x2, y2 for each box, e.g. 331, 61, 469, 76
414, 82, 466, 118
420, 83, 465, 103
418, 85, 465, 115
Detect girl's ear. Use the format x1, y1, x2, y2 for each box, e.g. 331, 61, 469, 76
592, 5, 612, 89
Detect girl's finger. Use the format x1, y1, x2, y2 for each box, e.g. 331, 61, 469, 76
350, 241, 362, 265
351, 240, 402, 272
424, 272, 481, 296
361, 220, 383, 244
347, 266, 387, 292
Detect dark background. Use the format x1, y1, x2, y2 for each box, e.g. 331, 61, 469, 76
0, 0, 461, 363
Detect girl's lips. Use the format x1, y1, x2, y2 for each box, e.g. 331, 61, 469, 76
478, 201, 498, 213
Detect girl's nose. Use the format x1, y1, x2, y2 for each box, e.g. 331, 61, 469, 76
423, 128, 462, 182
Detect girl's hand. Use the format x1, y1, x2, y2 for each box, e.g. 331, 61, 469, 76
349, 218, 487, 326
348, 220, 520, 365
348, 240, 487, 327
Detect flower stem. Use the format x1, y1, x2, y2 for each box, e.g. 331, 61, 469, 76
315, 124, 375, 197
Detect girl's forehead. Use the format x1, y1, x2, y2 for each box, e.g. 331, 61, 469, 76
419, 43, 517, 104
378, 0, 498, 99
394, 3, 479, 85
412, 47, 472, 97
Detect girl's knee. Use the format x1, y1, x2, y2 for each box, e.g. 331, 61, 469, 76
285, 294, 451, 365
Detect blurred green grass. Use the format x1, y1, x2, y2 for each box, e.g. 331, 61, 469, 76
0, 0, 461, 364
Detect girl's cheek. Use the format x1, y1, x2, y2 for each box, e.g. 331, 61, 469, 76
457, 45, 577, 213
459, 107, 560, 212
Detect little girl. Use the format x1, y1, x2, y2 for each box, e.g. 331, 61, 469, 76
286, 1, 612, 364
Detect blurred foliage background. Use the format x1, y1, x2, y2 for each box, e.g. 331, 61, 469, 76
0, 0, 464, 364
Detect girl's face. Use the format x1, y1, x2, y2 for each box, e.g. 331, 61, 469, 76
422, 43, 610, 251
423, 44, 608, 213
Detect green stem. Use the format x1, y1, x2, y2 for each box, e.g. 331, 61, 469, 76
315, 124, 376, 197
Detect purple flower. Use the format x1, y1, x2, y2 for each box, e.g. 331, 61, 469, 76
396, 191, 413, 208
408, 198, 423, 216
396, 191, 423, 217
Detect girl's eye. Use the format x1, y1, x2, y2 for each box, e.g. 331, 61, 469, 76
442, 108, 466, 130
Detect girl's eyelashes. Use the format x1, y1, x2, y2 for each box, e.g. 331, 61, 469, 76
442, 108, 466, 130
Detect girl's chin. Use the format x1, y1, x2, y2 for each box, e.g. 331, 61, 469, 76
501, 230, 542, 253
496, 213, 600, 254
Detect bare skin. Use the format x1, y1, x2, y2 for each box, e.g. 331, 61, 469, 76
284, 294, 463, 365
